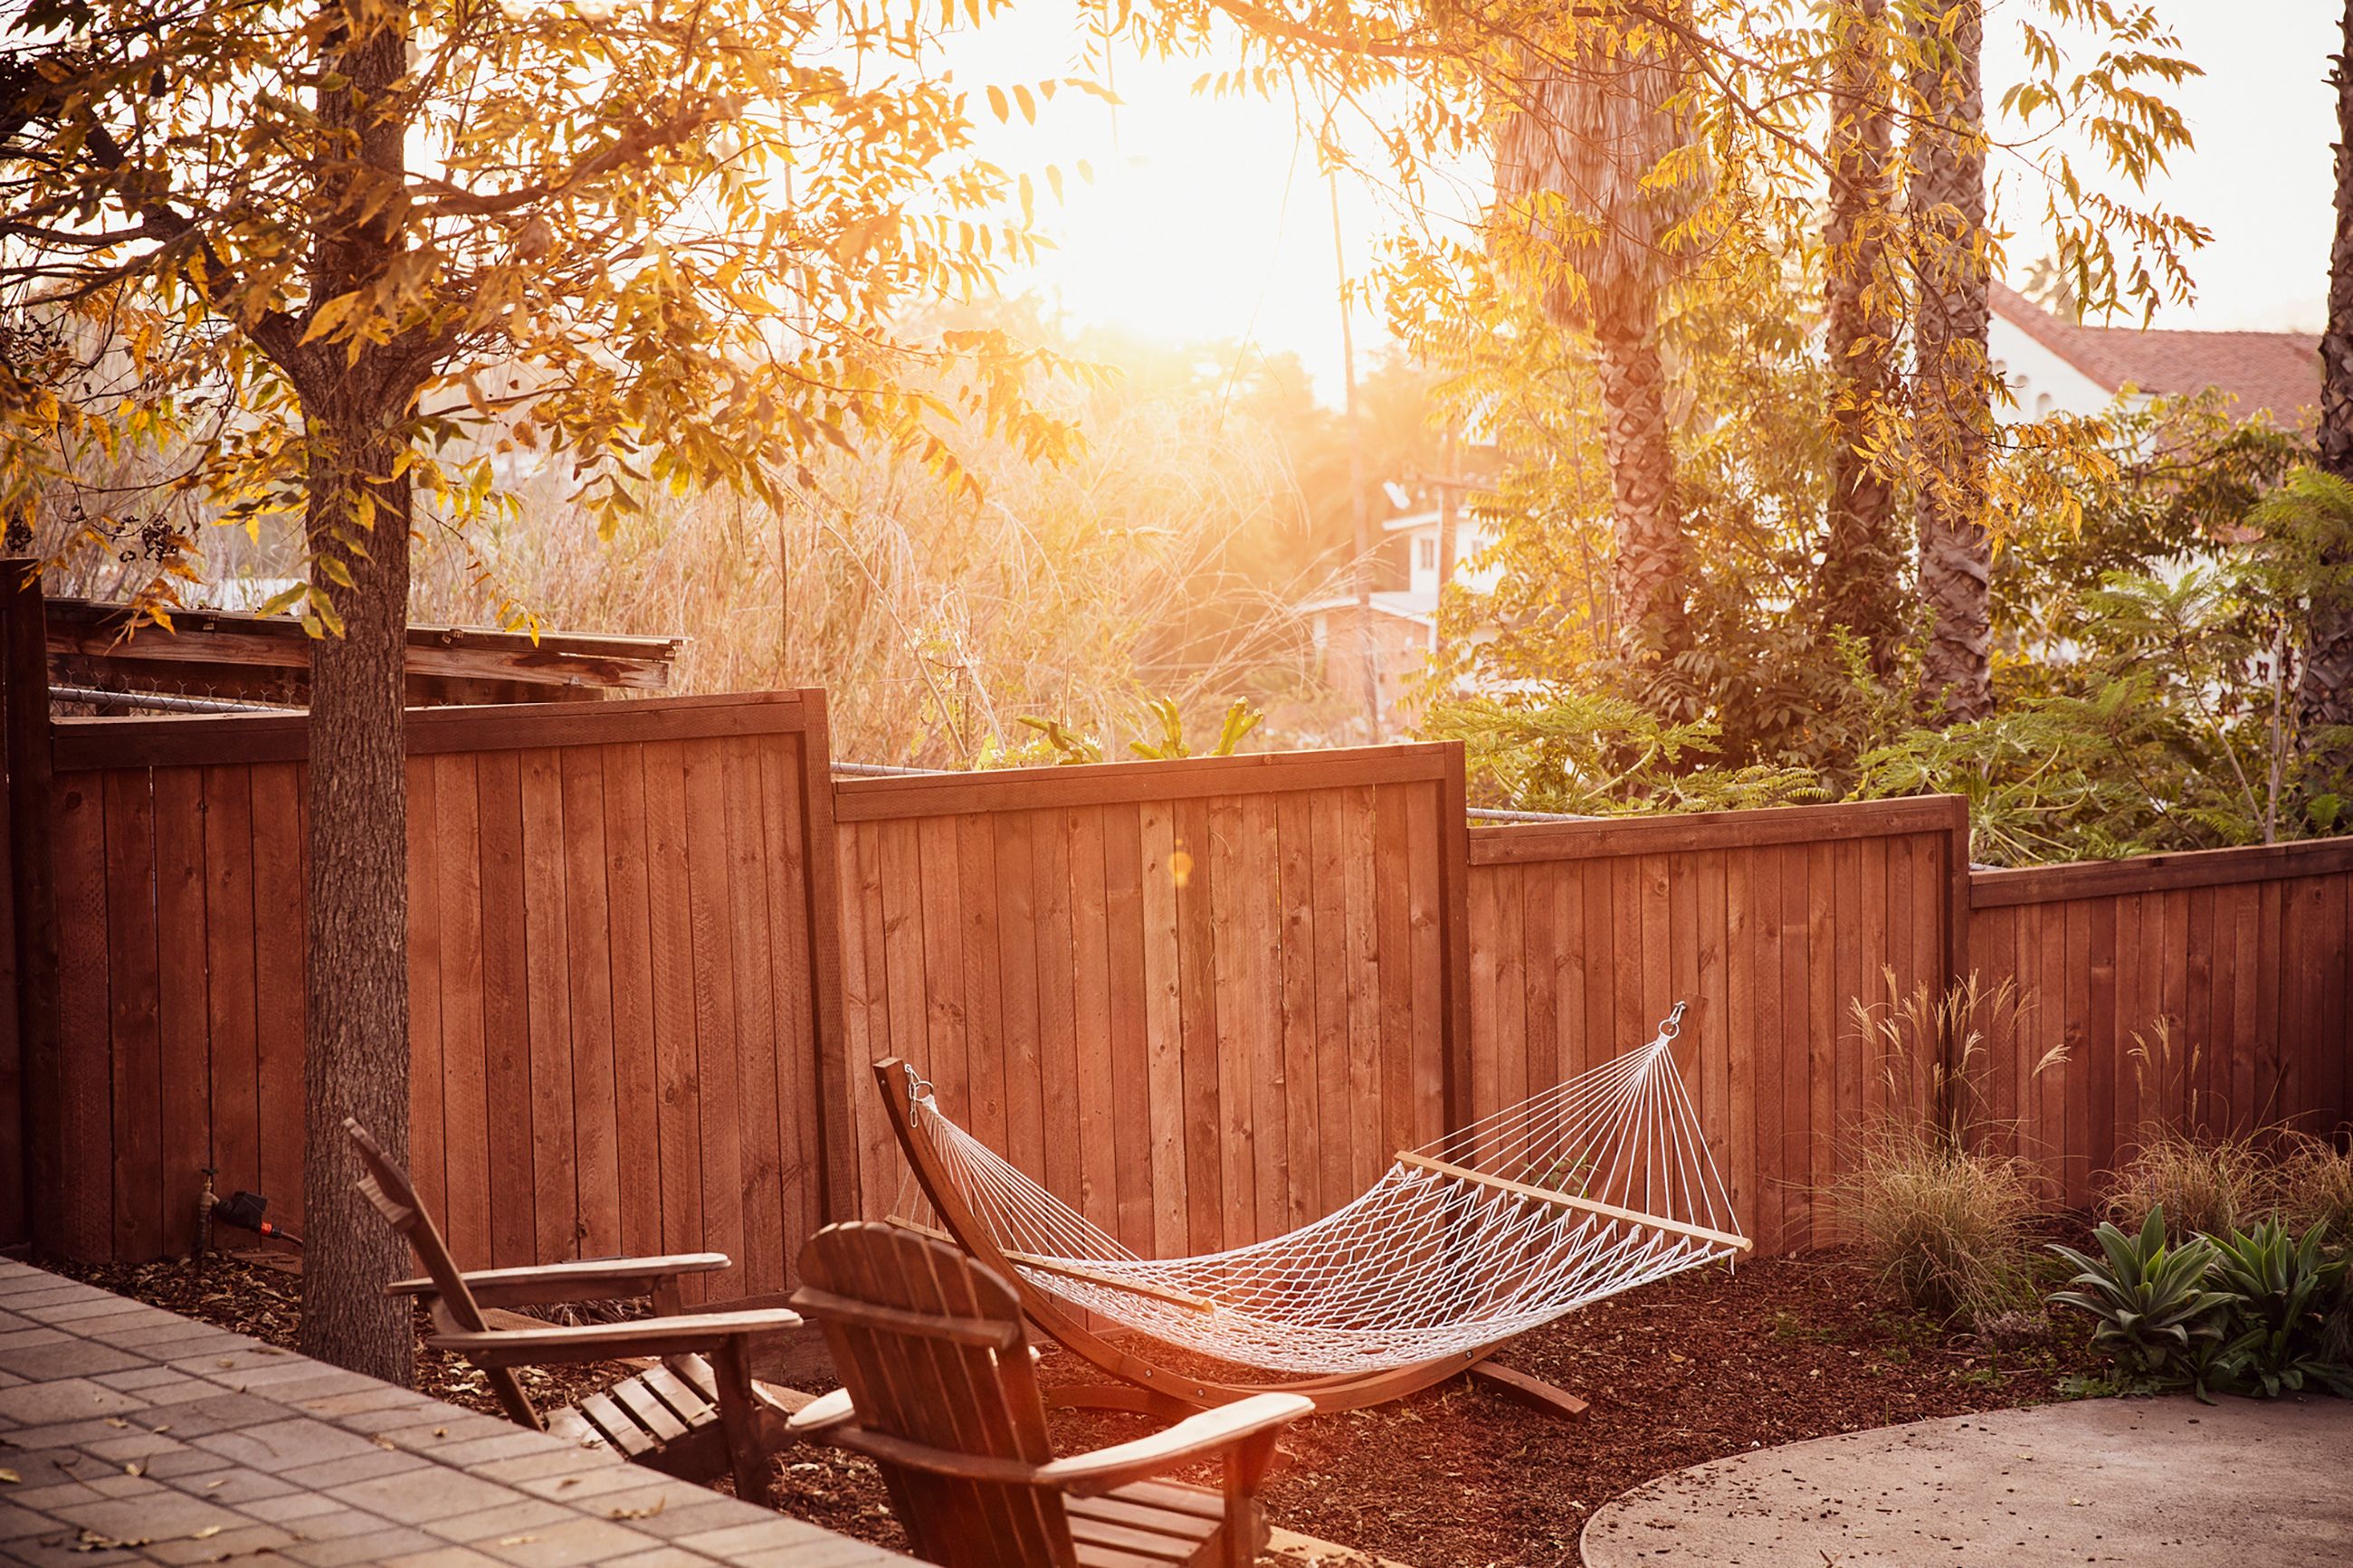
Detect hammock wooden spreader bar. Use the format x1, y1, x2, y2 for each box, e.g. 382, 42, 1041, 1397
1392, 1152, 1754, 1255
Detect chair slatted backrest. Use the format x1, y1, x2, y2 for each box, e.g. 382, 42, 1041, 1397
344, 1117, 538, 1429
795, 1223, 1072, 1568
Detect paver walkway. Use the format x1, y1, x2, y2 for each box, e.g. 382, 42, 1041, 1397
1582, 1394, 2352, 1566
0, 1259, 910, 1567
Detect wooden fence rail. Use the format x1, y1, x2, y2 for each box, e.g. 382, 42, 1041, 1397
0, 577, 2346, 1278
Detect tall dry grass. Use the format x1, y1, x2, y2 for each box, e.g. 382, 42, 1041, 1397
407, 364, 1348, 767
2102, 1020, 2291, 1241
1833, 971, 2062, 1321
2103, 1131, 2269, 1240
2271, 1133, 2353, 1243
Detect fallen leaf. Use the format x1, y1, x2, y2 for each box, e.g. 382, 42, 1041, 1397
609, 1497, 667, 1520
498, 1535, 537, 1546
0, 1468, 18, 1483
191, 1526, 222, 1540
123, 1462, 142, 1478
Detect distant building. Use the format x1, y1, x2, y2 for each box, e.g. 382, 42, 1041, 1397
1989, 282, 2320, 428
1299, 508, 1495, 722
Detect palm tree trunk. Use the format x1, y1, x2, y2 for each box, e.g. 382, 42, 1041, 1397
1909, 0, 1994, 723
1820, 0, 1902, 675
2304, 2, 2353, 765
1592, 315, 1687, 660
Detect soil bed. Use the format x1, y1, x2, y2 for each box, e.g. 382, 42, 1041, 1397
51, 1248, 2107, 1568
765, 1250, 2104, 1568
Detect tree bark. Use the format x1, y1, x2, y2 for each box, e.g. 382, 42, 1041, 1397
295, 2, 416, 1387
1908, 0, 1994, 723
1593, 316, 1687, 661
1820, 0, 1902, 676
2304, 3, 2353, 765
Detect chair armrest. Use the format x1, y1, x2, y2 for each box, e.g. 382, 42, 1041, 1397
424, 1307, 800, 1369
387, 1253, 732, 1309
785, 1387, 858, 1438
807, 1392, 1310, 1493
1040, 1393, 1311, 1497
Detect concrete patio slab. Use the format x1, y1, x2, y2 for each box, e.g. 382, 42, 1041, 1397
1583, 1395, 2352, 1567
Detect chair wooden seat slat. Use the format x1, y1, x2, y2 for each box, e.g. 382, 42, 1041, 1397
639, 1360, 723, 1430
343, 1118, 797, 1499
1068, 1488, 1223, 1542
612, 1376, 691, 1443
786, 1221, 1311, 1568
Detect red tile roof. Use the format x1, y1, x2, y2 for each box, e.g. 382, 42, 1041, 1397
1991, 281, 2320, 427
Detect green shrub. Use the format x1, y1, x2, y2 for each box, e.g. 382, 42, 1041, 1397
2048, 1208, 2232, 1389
2104, 1129, 2268, 1241
2205, 1220, 2353, 1398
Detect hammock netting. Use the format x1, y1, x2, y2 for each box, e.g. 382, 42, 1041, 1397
898, 1010, 1742, 1375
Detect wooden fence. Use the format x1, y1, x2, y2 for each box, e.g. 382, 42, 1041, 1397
1466, 798, 1970, 1253
18, 692, 845, 1298
831, 746, 1472, 1260
1970, 841, 2353, 1207
1, 589, 2347, 1278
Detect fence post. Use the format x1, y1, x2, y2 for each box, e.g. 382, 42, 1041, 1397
1436, 739, 1474, 1138
795, 689, 856, 1227
0, 561, 58, 1252
1941, 794, 1975, 1144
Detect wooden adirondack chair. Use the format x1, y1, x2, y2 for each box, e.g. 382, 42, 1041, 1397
345, 1118, 801, 1499
785, 1221, 1310, 1568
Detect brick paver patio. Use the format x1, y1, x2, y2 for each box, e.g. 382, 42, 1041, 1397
0, 1260, 909, 1567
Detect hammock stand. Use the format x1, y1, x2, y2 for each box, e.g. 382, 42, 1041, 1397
872, 1007, 1748, 1421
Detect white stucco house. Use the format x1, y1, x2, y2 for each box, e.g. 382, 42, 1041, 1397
1990, 281, 2320, 428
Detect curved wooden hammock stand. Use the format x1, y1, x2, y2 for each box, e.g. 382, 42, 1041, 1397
872, 1057, 1748, 1421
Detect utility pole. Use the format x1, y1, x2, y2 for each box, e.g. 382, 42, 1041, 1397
1331, 172, 1383, 740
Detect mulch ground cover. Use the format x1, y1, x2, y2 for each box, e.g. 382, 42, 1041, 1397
765, 1247, 2108, 1568
51, 1247, 2109, 1568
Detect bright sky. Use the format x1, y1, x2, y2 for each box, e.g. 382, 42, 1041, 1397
943, 0, 2341, 404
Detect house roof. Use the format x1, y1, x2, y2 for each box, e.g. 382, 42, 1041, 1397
1296, 589, 1436, 626
1990, 282, 2320, 427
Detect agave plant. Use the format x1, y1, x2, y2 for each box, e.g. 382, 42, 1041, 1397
2205, 1219, 2353, 1398
2048, 1207, 2232, 1386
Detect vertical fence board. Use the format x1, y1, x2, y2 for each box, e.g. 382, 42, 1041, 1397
152, 768, 209, 1257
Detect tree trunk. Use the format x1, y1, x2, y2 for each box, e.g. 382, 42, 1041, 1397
1908, 0, 1994, 723
2304, 2, 2353, 766
1593, 315, 1687, 662
1820, 0, 1902, 676
296, 2, 416, 1386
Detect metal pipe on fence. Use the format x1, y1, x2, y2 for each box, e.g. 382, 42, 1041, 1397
50, 684, 285, 716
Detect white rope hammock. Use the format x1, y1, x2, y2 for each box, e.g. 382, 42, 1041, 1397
897, 1004, 1745, 1376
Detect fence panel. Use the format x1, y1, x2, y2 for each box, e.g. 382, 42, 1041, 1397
831, 744, 1472, 1258
40, 692, 845, 1297
1467, 799, 1972, 1254
1970, 841, 2353, 1205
